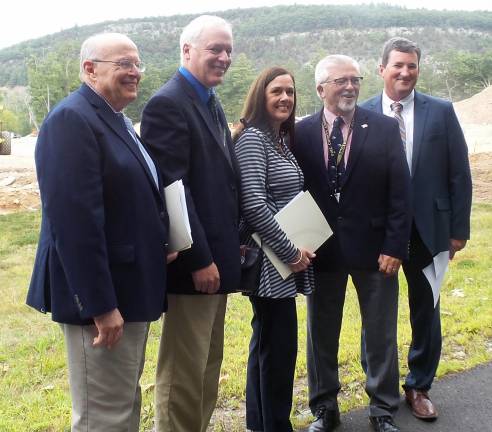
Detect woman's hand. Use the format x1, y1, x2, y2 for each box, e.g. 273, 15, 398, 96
288, 247, 316, 273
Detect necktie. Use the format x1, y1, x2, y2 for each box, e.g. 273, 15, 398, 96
208, 92, 224, 140
391, 102, 406, 151
327, 116, 345, 192
119, 114, 159, 188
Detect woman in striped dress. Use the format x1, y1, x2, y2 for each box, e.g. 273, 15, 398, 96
234, 67, 315, 432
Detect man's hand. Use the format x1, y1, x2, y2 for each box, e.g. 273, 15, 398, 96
166, 251, 178, 264
93, 308, 124, 349
378, 254, 402, 276
192, 263, 220, 294
449, 239, 467, 260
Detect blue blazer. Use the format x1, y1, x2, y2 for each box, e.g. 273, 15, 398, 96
141, 72, 241, 294
293, 106, 411, 272
361, 92, 472, 255
27, 84, 169, 325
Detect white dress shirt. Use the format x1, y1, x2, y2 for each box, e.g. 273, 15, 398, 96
382, 90, 415, 170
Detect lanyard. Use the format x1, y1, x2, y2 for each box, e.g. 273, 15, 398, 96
321, 114, 354, 167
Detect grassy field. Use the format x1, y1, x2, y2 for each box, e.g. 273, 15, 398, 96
1, 204, 491, 431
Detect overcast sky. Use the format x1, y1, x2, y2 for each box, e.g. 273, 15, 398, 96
1, 0, 491, 49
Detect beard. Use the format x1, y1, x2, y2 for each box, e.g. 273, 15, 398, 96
337, 92, 357, 114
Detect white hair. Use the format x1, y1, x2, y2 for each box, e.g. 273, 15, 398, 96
179, 15, 232, 65
314, 55, 360, 86
79, 33, 137, 80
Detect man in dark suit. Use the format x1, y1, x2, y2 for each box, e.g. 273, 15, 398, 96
141, 15, 241, 432
27, 33, 173, 431
293, 55, 411, 432
362, 37, 472, 421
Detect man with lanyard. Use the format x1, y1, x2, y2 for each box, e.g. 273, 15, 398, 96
293, 54, 411, 432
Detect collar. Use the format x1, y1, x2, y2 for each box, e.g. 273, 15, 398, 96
382, 89, 415, 112
179, 66, 210, 105
85, 82, 122, 114
323, 106, 355, 128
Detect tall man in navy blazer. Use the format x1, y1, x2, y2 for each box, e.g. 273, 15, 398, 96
141, 15, 241, 432
293, 55, 411, 432
362, 37, 472, 421
27, 33, 173, 431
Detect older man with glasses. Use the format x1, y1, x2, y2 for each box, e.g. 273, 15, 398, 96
27, 33, 175, 432
293, 55, 411, 432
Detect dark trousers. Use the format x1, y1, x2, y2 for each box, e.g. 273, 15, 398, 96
246, 296, 298, 432
402, 226, 442, 391
308, 270, 400, 418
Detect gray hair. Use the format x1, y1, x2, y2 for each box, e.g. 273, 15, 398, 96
179, 15, 232, 65
79, 33, 137, 80
314, 55, 360, 86
381, 37, 421, 66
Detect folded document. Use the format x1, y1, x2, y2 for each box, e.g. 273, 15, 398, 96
252, 191, 332, 280
164, 180, 193, 252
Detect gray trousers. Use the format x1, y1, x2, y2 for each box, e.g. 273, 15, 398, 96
307, 270, 400, 418
61, 322, 150, 432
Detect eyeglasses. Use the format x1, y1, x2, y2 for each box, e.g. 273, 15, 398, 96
322, 76, 363, 87
91, 59, 146, 73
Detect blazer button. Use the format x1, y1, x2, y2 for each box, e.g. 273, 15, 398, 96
160, 211, 166, 219
337, 216, 343, 221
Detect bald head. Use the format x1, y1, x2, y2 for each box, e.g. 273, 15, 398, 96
79, 33, 142, 112
79, 33, 138, 80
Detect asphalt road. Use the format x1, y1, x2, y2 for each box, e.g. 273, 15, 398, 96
299, 362, 492, 432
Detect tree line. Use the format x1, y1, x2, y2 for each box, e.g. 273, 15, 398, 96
1, 44, 489, 136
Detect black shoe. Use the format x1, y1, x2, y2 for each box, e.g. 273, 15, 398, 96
369, 416, 400, 432
308, 406, 341, 432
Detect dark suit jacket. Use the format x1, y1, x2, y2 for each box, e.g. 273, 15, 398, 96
141, 72, 241, 294
27, 84, 169, 325
361, 92, 472, 255
293, 106, 411, 272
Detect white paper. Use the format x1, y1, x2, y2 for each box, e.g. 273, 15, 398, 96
252, 191, 333, 280
164, 180, 193, 252
422, 250, 450, 307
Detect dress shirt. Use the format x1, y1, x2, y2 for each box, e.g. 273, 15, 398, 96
86, 83, 159, 188
382, 90, 415, 170
179, 66, 211, 104
322, 107, 355, 168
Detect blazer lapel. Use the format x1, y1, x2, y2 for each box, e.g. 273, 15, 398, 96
79, 84, 162, 196
177, 74, 235, 171
412, 92, 428, 176
311, 110, 330, 176
339, 107, 368, 188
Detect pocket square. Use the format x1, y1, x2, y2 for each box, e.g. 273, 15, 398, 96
361, 124, 368, 128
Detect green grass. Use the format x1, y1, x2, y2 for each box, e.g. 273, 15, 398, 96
1, 205, 491, 431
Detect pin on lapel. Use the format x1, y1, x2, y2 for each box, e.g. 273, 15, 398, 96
361, 124, 368, 128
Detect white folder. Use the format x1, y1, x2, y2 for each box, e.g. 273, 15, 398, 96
252, 191, 332, 279
164, 180, 193, 252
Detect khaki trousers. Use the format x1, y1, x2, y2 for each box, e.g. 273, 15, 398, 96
154, 294, 227, 432
61, 322, 149, 432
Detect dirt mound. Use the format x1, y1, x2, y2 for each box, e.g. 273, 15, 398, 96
454, 86, 492, 124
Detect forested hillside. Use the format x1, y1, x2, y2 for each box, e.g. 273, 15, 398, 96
0, 4, 491, 133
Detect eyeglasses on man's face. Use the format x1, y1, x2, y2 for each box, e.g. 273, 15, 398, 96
322, 76, 363, 87
91, 59, 146, 73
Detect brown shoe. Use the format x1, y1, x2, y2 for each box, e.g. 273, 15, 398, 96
404, 388, 438, 420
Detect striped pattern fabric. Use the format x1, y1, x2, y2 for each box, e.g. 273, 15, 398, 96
390, 101, 406, 150
235, 127, 314, 298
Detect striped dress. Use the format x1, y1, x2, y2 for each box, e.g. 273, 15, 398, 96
235, 126, 314, 298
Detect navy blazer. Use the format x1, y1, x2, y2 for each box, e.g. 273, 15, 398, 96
27, 84, 169, 325
361, 92, 472, 255
293, 106, 411, 272
141, 72, 241, 294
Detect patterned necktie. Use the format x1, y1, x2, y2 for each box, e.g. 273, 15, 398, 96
208, 92, 223, 131
390, 101, 406, 151
327, 116, 345, 191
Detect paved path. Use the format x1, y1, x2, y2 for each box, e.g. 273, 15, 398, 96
299, 362, 492, 431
